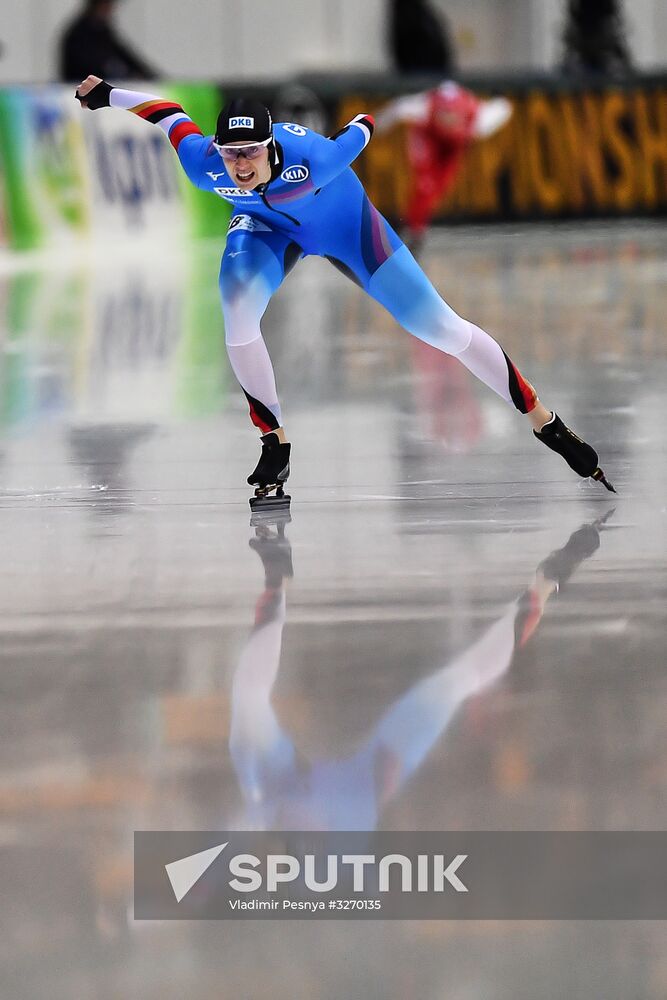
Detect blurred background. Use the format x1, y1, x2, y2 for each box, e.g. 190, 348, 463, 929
1, 0, 667, 81
1, 0, 667, 253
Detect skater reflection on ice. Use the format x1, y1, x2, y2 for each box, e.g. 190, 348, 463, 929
229, 510, 615, 832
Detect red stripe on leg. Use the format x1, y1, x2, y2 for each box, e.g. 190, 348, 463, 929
243, 389, 280, 433
248, 401, 273, 434
512, 365, 537, 412
504, 351, 537, 413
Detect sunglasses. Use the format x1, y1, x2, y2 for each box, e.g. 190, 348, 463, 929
213, 136, 272, 161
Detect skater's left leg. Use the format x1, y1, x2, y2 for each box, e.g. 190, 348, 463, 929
327, 198, 542, 419
330, 199, 612, 487
367, 246, 613, 486
366, 242, 544, 419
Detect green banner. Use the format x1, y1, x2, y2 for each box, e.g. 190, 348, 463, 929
0, 83, 230, 250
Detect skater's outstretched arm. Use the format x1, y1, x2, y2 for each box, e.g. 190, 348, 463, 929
306, 115, 375, 189
75, 75, 210, 188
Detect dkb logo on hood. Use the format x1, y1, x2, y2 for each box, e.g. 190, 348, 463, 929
281, 165, 310, 183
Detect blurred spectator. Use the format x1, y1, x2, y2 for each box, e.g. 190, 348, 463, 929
561, 0, 632, 76
389, 0, 455, 75
59, 0, 157, 82
376, 81, 512, 253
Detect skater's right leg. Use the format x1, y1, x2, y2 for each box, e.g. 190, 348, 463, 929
220, 220, 301, 505
219, 219, 302, 442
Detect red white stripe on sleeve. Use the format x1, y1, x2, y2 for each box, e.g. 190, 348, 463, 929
109, 88, 203, 150
348, 114, 375, 148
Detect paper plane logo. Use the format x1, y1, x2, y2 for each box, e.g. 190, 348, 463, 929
165, 842, 227, 902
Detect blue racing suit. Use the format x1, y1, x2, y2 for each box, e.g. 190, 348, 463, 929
177, 117, 404, 287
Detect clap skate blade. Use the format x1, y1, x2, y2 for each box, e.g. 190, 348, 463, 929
249, 483, 291, 514
591, 468, 616, 494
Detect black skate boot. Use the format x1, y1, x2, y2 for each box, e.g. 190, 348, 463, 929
533, 413, 615, 492
248, 432, 291, 513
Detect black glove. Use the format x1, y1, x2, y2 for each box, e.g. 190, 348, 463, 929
75, 80, 113, 110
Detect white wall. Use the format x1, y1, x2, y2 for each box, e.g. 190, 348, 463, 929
624, 0, 666, 69
438, 0, 667, 73
0, 0, 387, 84
0, 0, 664, 85
524, 0, 667, 70
434, 0, 531, 71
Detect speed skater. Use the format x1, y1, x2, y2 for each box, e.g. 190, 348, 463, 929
75, 75, 615, 509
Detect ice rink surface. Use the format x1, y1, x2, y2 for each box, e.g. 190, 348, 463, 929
1, 221, 666, 998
